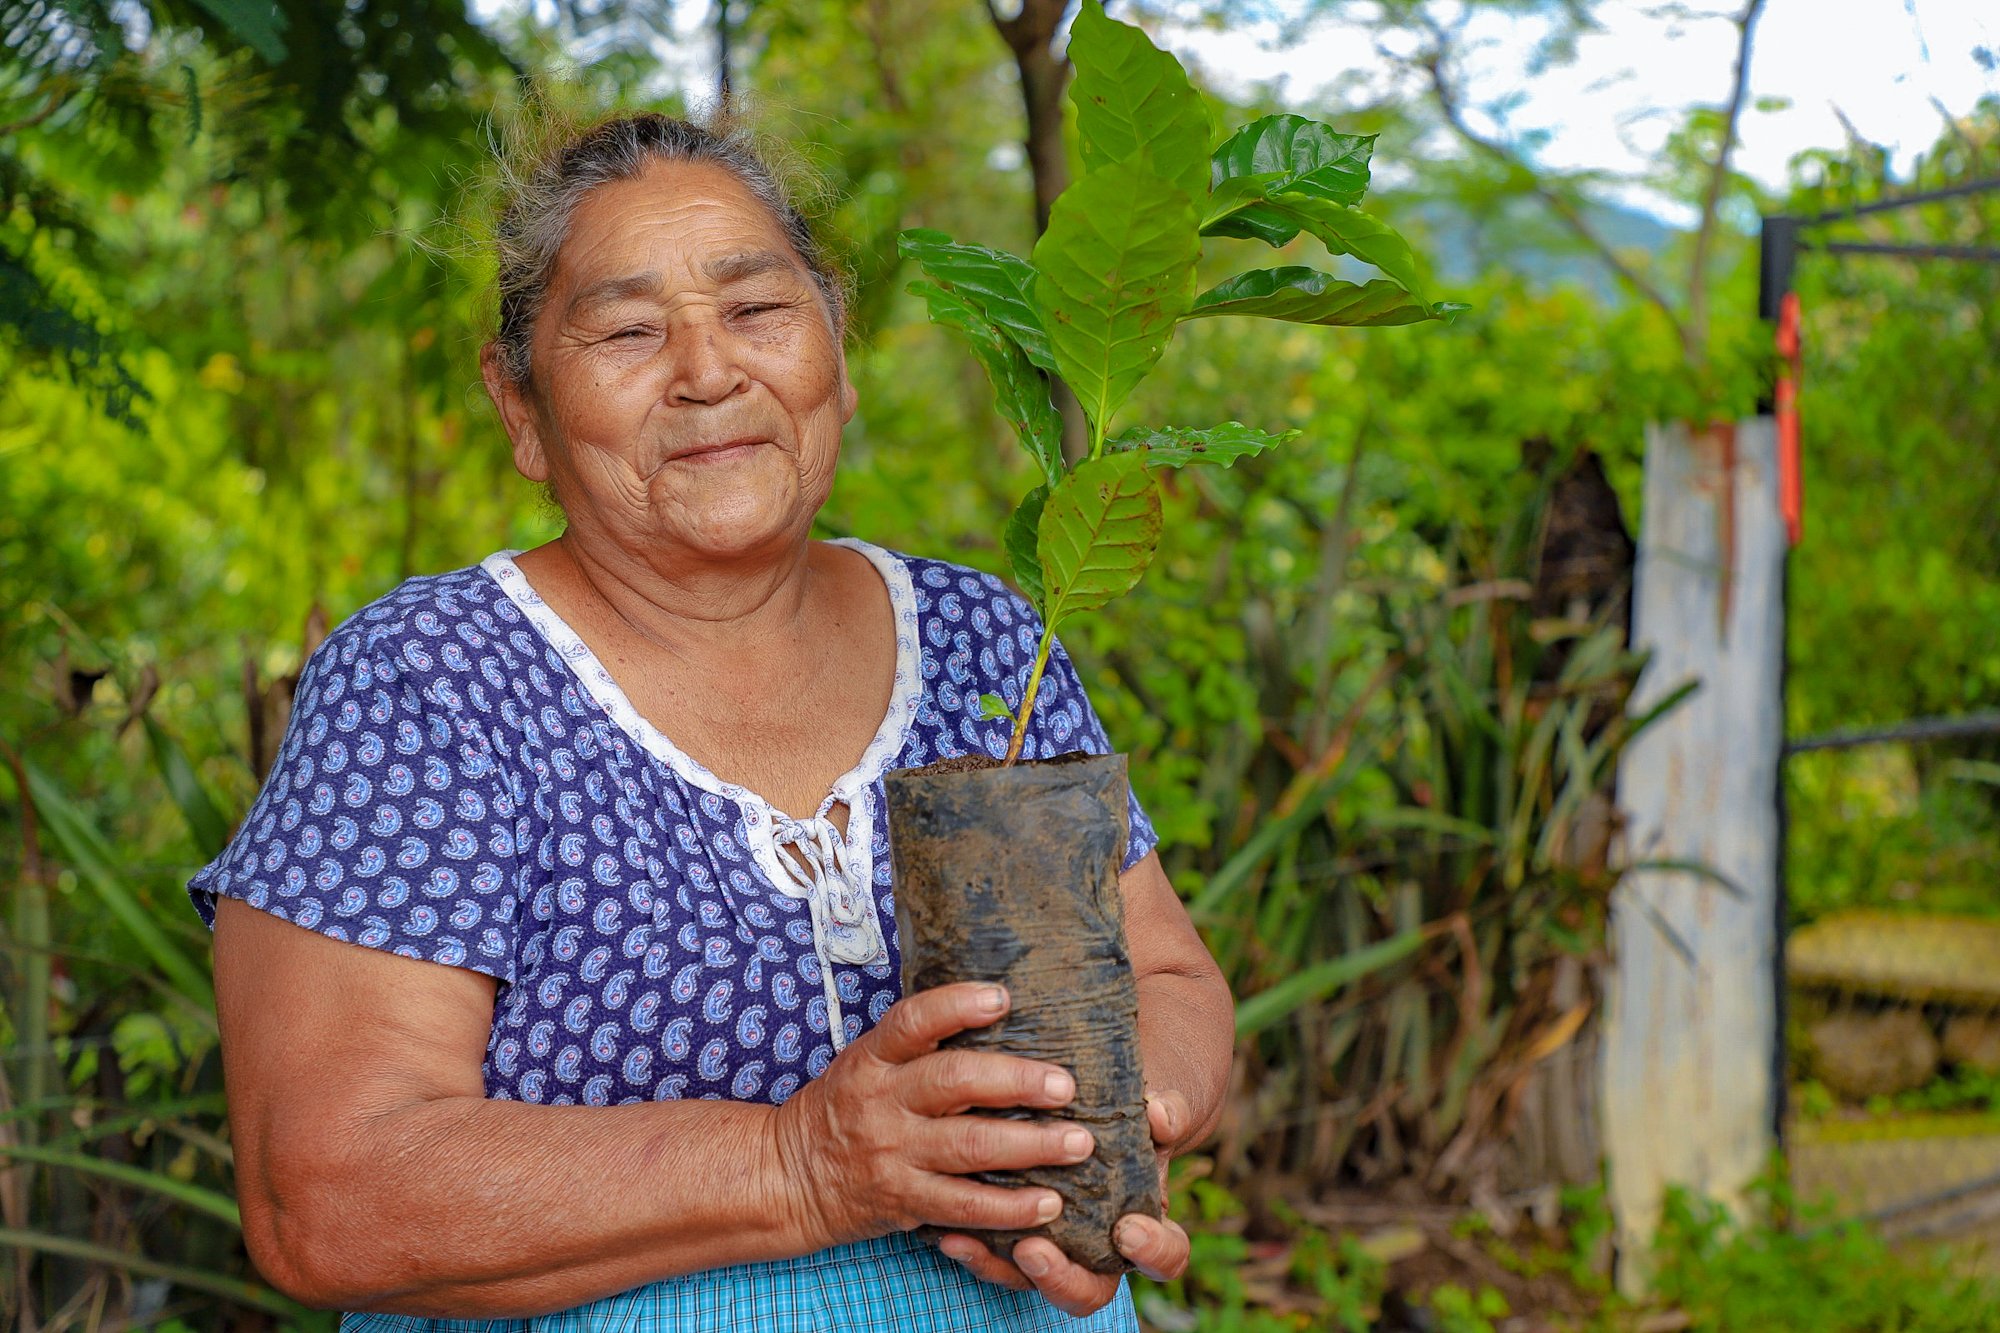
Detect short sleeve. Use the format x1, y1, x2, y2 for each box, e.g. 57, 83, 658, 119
1021, 629, 1161, 874
187, 627, 524, 983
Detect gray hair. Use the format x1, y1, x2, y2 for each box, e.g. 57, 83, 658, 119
487, 109, 851, 391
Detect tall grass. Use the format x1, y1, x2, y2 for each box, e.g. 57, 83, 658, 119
1173, 451, 1683, 1202
2, 656, 313, 1328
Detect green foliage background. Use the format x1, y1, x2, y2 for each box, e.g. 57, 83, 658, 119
3, 0, 1997, 1326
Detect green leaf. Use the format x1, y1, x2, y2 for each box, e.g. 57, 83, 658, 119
1005, 485, 1050, 611
896, 230, 1057, 374
976, 693, 1011, 721
1235, 929, 1428, 1038
1107, 423, 1297, 468
1947, 759, 2000, 788
188, 0, 289, 63
1067, 0, 1213, 199
1187, 268, 1461, 327
1202, 114, 1376, 248
1200, 171, 1290, 240
909, 280, 1063, 489
1190, 729, 1384, 916
0, 1143, 239, 1227
1203, 206, 1303, 248
1210, 115, 1374, 205
1037, 451, 1163, 632
22, 760, 216, 1012
1353, 807, 1499, 843
1032, 164, 1201, 438
181, 64, 202, 146
144, 718, 231, 861
1258, 194, 1433, 304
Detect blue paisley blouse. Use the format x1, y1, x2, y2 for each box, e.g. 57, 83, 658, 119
187, 538, 1157, 1331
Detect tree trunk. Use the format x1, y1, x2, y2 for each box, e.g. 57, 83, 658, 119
988, 0, 1088, 464
716, 0, 735, 107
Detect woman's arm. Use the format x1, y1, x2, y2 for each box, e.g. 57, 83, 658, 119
214, 898, 1091, 1317
1125, 849, 1235, 1152
939, 849, 1235, 1313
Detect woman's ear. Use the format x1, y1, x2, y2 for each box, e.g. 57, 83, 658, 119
480, 342, 552, 483
836, 346, 859, 425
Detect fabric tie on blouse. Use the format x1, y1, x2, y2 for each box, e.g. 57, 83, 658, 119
768, 811, 886, 1051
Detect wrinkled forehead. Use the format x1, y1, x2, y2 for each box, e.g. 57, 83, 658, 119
550, 159, 812, 306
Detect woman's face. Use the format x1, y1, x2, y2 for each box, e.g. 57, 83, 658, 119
485, 158, 857, 569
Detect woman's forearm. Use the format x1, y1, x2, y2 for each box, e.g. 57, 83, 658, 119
1119, 851, 1234, 1155
249, 1094, 817, 1317
1137, 966, 1235, 1151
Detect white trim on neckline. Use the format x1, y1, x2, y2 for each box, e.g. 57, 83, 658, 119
476, 538, 921, 1045
477, 538, 920, 810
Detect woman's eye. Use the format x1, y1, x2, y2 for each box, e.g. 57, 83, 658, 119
614, 327, 653, 340
735, 303, 779, 318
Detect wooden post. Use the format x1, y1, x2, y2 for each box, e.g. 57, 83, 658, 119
1602, 417, 1786, 1293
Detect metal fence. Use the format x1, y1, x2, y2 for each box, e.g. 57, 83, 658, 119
1783, 714, 2000, 1263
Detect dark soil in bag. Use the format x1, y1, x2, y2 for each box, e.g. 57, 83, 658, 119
883, 751, 1159, 1275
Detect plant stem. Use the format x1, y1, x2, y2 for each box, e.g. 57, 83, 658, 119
1, 734, 50, 1327
1, 740, 50, 1127
1003, 624, 1058, 766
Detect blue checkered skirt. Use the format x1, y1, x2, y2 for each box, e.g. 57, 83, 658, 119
339, 1231, 1138, 1332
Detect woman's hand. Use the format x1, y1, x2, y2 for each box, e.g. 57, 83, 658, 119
933, 1086, 1194, 1317
768, 982, 1096, 1250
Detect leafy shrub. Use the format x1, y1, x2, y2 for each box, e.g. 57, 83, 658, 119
1649, 1183, 2000, 1333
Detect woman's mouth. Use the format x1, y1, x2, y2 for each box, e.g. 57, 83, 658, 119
666, 437, 767, 465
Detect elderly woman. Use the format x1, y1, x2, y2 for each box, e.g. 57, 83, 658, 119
188, 110, 1233, 1331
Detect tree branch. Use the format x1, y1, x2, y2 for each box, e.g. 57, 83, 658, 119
984, 0, 1089, 461
984, 0, 1072, 233
1685, 0, 1769, 368
860, 0, 910, 117
0, 79, 78, 140
1416, 41, 1688, 351
1928, 95, 1980, 170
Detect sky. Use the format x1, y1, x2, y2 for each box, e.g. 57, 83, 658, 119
492, 0, 2000, 222
1154, 0, 1999, 220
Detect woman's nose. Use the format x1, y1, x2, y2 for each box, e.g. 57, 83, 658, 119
666, 326, 750, 405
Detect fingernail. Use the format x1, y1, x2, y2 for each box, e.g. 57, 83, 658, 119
1036, 1192, 1063, 1223
939, 1238, 973, 1263
1043, 1070, 1073, 1102
1017, 1245, 1052, 1276
979, 986, 1007, 1014
1115, 1218, 1145, 1252
1062, 1128, 1092, 1159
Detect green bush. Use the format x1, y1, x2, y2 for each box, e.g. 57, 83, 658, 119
1649, 1183, 2000, 1333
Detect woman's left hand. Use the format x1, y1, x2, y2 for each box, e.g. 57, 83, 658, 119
936, 1088, 1194, 1316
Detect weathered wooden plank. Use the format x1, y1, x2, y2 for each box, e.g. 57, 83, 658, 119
1792, 1119, 2000, 1237
1602, 417, 1786, 1293
1790, 912, 2000, 1006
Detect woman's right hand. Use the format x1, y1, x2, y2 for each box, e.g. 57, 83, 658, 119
767, 982, 1092, 1249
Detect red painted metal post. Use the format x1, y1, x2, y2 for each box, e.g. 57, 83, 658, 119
1775, 291, 1804, 546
